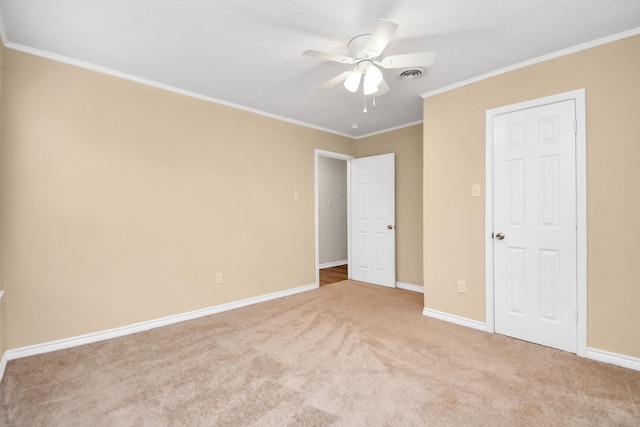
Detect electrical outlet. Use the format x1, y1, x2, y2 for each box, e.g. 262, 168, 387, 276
472, 184, 481, 198
457, 280, 467, 294
215, 272, 224, 285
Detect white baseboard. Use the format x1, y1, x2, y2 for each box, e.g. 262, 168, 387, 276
422, 307, 487, 332
0, 352, 7, 384
4, 283, 637, 384
586, 347, 640, 372
1, 283, 318, 369
421, 309, 640, 372
319, 260, 348, 269
396, 282, 424, 294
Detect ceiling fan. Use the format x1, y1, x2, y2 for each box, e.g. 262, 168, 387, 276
303, 19, 436, 97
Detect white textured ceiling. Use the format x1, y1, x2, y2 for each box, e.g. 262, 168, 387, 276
1, 0, 639, 138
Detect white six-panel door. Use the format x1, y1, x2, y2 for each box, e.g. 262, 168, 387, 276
493, 100, 577, 353
350, 153, 396, 287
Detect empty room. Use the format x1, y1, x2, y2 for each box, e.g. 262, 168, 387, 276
0, 1, 639, 425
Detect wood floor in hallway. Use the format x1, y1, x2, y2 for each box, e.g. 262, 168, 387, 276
319, 264, 348, 286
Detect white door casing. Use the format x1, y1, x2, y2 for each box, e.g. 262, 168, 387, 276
314, 150, 355, 288
493, 99, 577, 352
350, 153, 396, 287
486, 89, 586, 357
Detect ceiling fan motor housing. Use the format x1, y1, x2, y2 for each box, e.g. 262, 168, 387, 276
348, 34, 373, 60
357, 59, 374, 71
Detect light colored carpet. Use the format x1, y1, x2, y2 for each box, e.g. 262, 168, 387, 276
1, 280, 638, 426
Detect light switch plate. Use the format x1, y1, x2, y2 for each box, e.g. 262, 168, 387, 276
472, 184, 481, 198
457, 280, 467, 294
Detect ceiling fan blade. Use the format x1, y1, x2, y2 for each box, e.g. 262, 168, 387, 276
303, 50, 355, 64
365, 19, 399, 58
320, 71, 351, 88
378, 51, 436, 69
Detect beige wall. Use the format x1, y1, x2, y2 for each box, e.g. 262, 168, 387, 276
0, 49, 355, 349
423, 34, 640, 358
357, 125, 423, 287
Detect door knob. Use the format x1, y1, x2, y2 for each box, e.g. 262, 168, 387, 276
495, 232, 505, 240
387, 225, 394, 230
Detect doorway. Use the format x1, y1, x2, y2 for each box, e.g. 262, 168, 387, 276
314, 150, 397, 289
315, 150, 354, 287
485, 89, 587, 356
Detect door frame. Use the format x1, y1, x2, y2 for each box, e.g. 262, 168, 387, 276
314, 149, 355, 287
485, 89, 587, 356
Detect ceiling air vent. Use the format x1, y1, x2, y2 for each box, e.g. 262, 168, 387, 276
399, 68, 425, 80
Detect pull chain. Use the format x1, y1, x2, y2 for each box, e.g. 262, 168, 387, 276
373, 93, 376, 107
363, 92, 367, 113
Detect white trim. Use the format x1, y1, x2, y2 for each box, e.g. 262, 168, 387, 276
485, 107, 496, 333
3, 324, 638, 387
574, 92, 588, 357
1, 41, 428, 142
0, 290, 4, 382
3, 43, 355, 139
396, 282, 424, 294
353, 120, 423, 140
3, 283, 317, 362
1, 42, 423, 141
422, 308, 487, 332
2, 18, 637, 141
586, 348, 640, 372
485, 89, 587, 357
422, 27, 640, 99
422, 307, 640, 373
0, 7, 7, 47
314, 150, 355, 287
319, 260, 348, 269
0, 352, 7, 384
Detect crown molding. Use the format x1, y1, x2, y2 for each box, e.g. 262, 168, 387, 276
421, 27, 640, 99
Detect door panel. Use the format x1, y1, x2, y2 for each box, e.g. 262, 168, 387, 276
350, 153, 395, 287
493, 100, 577, 353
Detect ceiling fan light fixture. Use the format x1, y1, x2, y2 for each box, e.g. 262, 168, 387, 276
362, 64, 382, 95
365, 65, 383, 86
363, 80, 378, 95
304, 19, 436, 104
344, 70, 361, 92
